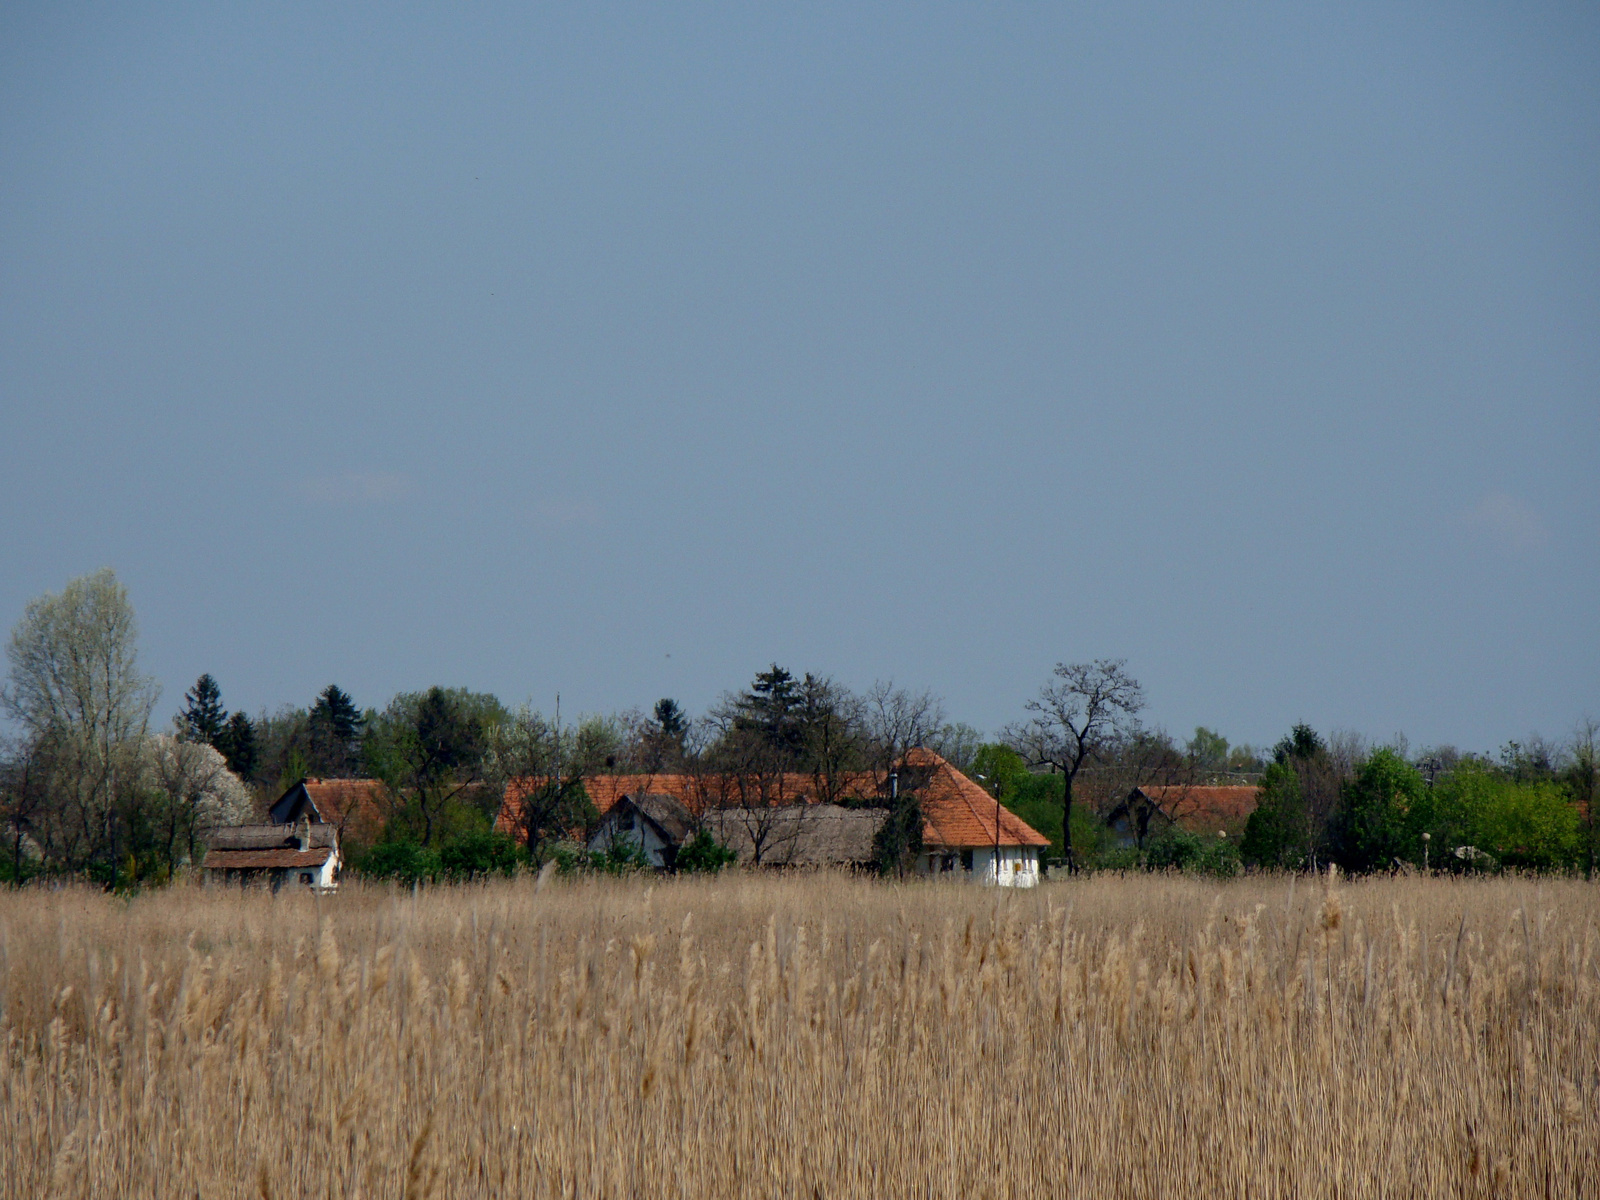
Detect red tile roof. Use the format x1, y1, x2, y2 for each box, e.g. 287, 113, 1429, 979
1133, 785, 1260, 835
497, 750, 1050, 850
904, 748, 1051, 849
303, 779, 386, 843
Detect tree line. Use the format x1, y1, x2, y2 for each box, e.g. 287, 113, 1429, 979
2, 571, 1595, 885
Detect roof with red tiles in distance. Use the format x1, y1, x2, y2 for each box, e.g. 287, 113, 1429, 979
302, 779, 387, 843
497, 748, 1051, 850
1133, 785, 1261, 835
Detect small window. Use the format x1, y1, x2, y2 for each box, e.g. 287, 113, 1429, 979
300, 872, 313, 885
960, 849, 974, 872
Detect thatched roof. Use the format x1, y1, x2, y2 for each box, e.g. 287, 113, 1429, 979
607, 793, 695, 845
203, 848, 334, 870
205, 824, 339, 852
704, 804, 887, 867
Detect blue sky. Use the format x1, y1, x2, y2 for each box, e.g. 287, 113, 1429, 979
2, 1, 1596, 752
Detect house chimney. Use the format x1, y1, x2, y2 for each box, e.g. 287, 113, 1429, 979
296, 814, 311, 852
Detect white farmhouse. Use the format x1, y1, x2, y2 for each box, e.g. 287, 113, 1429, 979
904, 748, 1048, 887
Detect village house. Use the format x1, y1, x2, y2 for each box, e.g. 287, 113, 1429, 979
503, 748, 1050, 885
587, 793, 696, 868
203, 814, 341, 890
1105, 784, 1261, 848
907, 748, 1049, 886
589, 791, 890, 870
272, 777, 387, 848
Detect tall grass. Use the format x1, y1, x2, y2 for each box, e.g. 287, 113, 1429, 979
1, 872, 1595, 1197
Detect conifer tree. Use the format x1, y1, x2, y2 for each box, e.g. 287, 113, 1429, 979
308, 685, 363, 776
179, 674, 228, 747
218, 711, 258, 781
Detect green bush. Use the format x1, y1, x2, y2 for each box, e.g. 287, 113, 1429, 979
1429, 759, 1582, 872
549, 839, 653, 877
1240, 761, 1310, 869
1092, 846, 1143, 873
1140, 828, 1239, 877
1332, 749, 1426, 873
438, 829, 524, 879
1145, 827, 1203, 870
357, 840, 441, 885
675, 830, 736, 874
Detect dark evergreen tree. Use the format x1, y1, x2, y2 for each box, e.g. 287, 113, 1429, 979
653, 698, 687, 739
1274, 723, 1326, 765
735, 665, 805, 755
1239, 760, 1310, 869
218, 711, 259, 781
308, 685, 364, 776
179, 674, 228, 746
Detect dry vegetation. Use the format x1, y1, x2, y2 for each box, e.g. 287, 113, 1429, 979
1, 873, 1597, 1198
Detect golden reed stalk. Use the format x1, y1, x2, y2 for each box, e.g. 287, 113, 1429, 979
1, 872, 1595, 1197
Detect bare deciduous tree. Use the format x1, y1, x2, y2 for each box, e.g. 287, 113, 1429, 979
483, 707, 615, 861
1008, 659, 1145, 870
2, 569, 159, 868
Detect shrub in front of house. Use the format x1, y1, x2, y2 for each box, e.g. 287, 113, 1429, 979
438, 829, 525, 879
357, 840, 442, 885
548, 839, 653, 877
675, 830, 736, 874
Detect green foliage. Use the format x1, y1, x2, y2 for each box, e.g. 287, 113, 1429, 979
508, 779, 600, 859
1145, 826, 1202, 870
0, 854, 39, 885
1142, 828, 1240, 876
653, 699, 687, 738
179, 675, 227, 746
1332, 749, 1425, 873
1067, 804, 1122, 869
1187, 726, 1229, 771
1240, 761, 1311, 869
1008, 773, 1068, 859
357, 840, 442, 885
365, 686, 505, 845
437, 829, 525, 879
218, 712, 258, 780
675, 829, 736, 873
308, 684, 364, 777
1275, 724, 1326, 764
550, 839, 652, 876
1430, 758, 1582, 871
969, 744, 1030, 795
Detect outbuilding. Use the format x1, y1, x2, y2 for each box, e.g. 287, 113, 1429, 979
203, 816, 341, 890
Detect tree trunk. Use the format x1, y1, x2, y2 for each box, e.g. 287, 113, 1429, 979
1061, 770, 1076, 873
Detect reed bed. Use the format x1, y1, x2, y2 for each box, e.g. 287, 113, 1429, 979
1, 872, 1596, 1198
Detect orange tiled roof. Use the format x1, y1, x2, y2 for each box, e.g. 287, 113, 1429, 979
497, 750, 1050, 849
902, 748, 1052, 849
1133, 785, 1260, 835
303, 779, 386, 840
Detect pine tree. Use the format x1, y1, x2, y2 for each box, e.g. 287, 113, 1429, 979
308, 685, 364, 777
736, 665, 805, 755
180, 674, 228, 746
218, 712, 259, 781
653, 698, 687, 739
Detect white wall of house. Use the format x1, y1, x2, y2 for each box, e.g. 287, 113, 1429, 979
588, 813, 674, 868
918, 845, 1040, 887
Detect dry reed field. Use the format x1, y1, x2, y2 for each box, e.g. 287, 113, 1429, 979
2, 872, 1597, 1199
